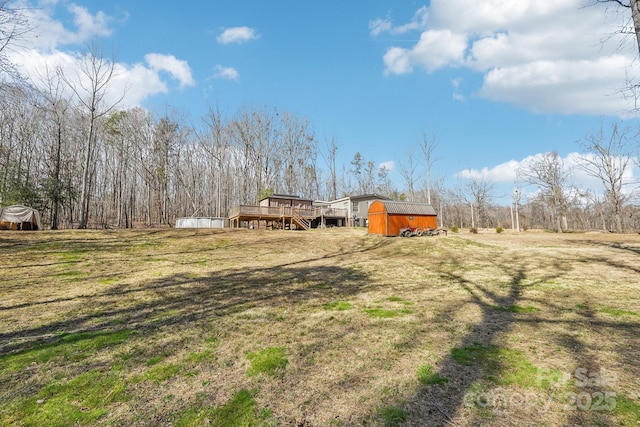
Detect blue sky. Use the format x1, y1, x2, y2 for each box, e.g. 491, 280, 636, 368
12, 0, 640, 202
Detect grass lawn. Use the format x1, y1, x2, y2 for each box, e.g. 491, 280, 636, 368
1, 227, 639, 426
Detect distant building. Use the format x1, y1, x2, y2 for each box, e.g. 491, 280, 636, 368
175, 217, 229, 228
229, 194, 316, 229
368, 200, 437, 236
327, 194, 390, 227
228, 194, 391, 230
259, 194, 313, 209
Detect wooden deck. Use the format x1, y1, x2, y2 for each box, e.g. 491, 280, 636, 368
228, 205, 348, 230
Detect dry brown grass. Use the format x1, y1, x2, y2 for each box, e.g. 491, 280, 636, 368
0, 227, 639, 426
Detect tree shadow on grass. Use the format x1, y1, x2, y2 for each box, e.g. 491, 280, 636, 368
0, 232, 393, 423
0, 237, 387, 355
2, 232, 638, 425
395, 262, 531, 426
359, 239, 639, 426
573, 238, 640, 256
554, 299, 640, 426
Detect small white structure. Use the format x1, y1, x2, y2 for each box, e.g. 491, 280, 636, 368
0, 205, 42, 230
175, 217, 229, 229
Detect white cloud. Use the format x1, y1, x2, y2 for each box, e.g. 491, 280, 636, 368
457, 153, 580, 184
212, 65, 239, 81
217, 26, 260, 45
13, 50, 192, 111
369, 17, 392, 37
13, 48, 169, 108
478, 56, 638, 115
456, 152, 640, 198
10, 2, 196, 108
370, 7, 429, 37
383, 30, 467, 74
68, 4, 112, 41
113, 63, 168, 106
383, 47, 414, 75
375, 0, 640, 116
394, 6, 429, 34
144, 53, 195, 88
24, 2, 113, 50
451, 77, 465, 101
456, 159, 521, 183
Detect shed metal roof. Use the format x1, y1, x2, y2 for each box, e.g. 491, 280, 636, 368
379, 201, 437, 216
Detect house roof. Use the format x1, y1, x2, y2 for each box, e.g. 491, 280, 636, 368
351, 194, 391, 201
379, 201, 437, 216
330, 194, 390, 204
260, 194, 312, 202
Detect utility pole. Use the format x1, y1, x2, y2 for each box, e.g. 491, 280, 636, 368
513, 188, 521, 232
510, 205, 515, 231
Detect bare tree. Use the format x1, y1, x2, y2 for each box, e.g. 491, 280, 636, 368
146, 113, 187, 226
280, 111, 316, 196
61, 44, 123, 228
419, 128, 439, 205
593, 0, 640, 54
398, 151, 419, 202
376, 164, 393, 197
0, 85, 45, 207
103, 111, 126, 226
126, 107, 156, 225
518, 152, 571, 232
35, 65, 71, 229
579, 122, 636, 232
230, 107, 280, 203
322, 135, 338, 201
104, 109, 151, 228
199, 103, 230, 217
350, 152, 364, 194
465, 176, 495, 228
0, 0, 30, 84
442, 183, 465, 228
363, 160, 377, 194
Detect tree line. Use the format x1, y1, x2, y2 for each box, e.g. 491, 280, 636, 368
0, 27, 639, 231
2, 66, 639, 232
0, 82, 327, 229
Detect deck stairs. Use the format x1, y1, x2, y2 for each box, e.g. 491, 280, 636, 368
291, 209, 311, 230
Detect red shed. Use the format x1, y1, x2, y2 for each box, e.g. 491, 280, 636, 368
368, 200, 437, 236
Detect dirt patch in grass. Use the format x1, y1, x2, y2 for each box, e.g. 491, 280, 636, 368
1, 228, 639, 425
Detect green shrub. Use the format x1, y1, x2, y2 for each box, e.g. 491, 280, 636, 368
450, 226, 459, 233
496, 226, 503, 234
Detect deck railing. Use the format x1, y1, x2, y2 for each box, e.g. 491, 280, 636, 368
314, 207, 348, 218
228, 205, 347, 219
